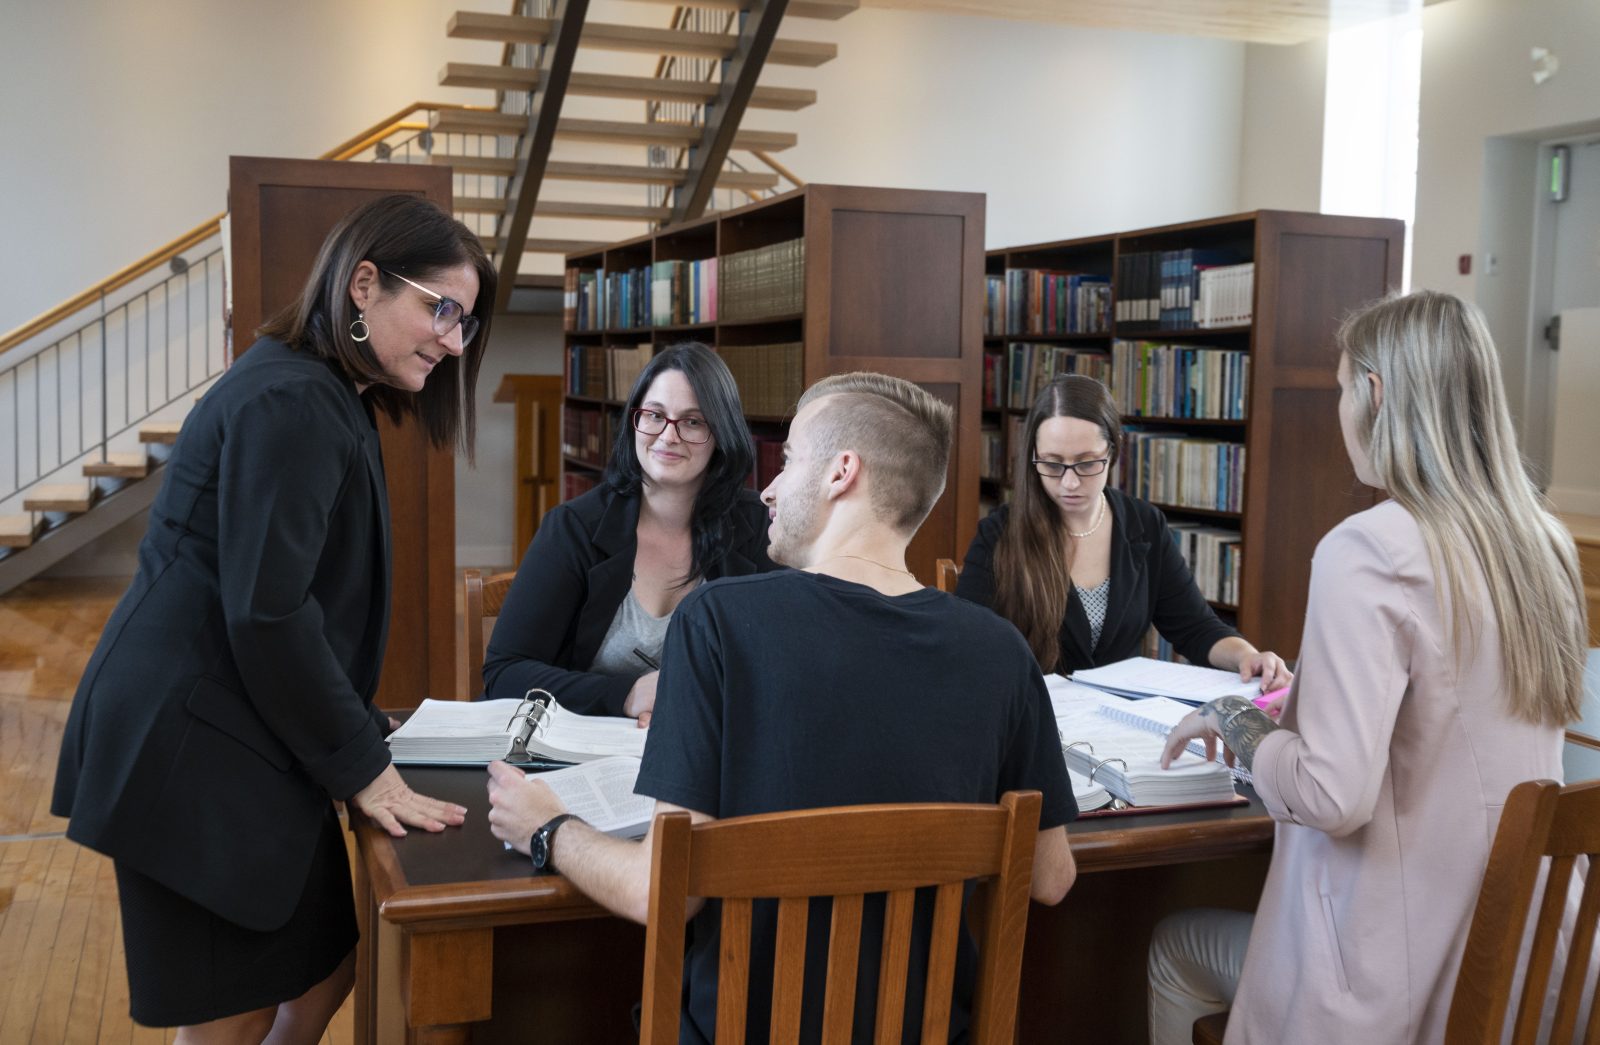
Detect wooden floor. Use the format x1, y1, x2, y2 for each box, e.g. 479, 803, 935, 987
0, 577, 355, 1045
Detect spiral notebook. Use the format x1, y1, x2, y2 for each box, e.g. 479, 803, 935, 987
387, 692, 647, 767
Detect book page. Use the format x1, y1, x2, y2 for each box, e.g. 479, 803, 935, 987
388, 698, 525, 740
531, 757, 654, 838
1070, 657, 1260, 704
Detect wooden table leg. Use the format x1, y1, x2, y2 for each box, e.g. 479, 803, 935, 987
351, 845, 376, 1045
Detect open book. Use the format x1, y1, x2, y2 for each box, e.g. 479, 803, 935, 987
529, 756, 654, 839
1045, 676, 1238, 808
387, 692, 646, 766
1070, 656, 1262, 706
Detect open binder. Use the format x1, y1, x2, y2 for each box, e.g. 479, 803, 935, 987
387, 691, 647, 767
1047, 676, 1244, 815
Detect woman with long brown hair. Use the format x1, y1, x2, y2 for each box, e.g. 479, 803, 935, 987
954, 374, 1290, 689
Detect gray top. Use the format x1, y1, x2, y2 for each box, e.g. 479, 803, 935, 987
590, 586, 682, 680
1078, 577, 1112, 651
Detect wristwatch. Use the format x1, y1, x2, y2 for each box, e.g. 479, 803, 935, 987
529, 813, 580, 872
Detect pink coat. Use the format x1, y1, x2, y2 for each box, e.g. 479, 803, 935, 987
1227, 501, 1567, 1044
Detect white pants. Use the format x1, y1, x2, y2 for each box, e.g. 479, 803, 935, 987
1147, 907, 1255, 1045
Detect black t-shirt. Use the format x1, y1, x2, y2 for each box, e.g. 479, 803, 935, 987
636, 570, 1076, 1045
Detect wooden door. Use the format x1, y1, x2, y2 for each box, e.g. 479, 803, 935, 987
228, 156, 456, 707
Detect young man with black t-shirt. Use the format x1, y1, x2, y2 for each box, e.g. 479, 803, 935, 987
488, 372, 1077, 1043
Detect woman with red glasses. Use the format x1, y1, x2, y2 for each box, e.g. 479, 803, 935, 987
955, 374, 1290, 690
483, 342, 778, 724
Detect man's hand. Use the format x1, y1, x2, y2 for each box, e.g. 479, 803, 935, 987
486, 760, 568, 856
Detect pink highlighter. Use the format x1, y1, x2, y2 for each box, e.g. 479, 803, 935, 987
1254, 686, 1290, 709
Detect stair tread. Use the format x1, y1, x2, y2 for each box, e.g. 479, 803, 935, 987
83, 452, 150, 478
543, 161, 778, 189
24, 481, 96, 512
139, 422, 182, 444
445, 14, 836, 66
622, 0, 858, 18
430, 110, 799, 153
0, 514, 37, 547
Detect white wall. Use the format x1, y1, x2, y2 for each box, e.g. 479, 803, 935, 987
1413, 0, 1600, 454
1236, 39, 1327, 212
6, 0, 1253, 571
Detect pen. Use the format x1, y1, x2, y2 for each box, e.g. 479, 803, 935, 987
632, 648, 660, 671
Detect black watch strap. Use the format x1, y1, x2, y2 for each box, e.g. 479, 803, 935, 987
530, 813, 581, 872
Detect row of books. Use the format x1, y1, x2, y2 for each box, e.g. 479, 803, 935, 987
1194, 263, 1256, 328
651, 258, 717, 327
564, 268, 603, 331
1111, 341, 1250, 420
563, 471, 599, 501
1118, 430, 1246, 513
720, 341, 803, 418
980, 425, 1006, 481
561, 405, 610, 467
998, 270, 1112, 336
746, 436, 784, 494
1116, 250, 1252, 329
604, 266, 652, 330
719, 238, 805, 323
1168, 523, 1242, 605
1004, 343, 1112, 410
565, 343, 651, 402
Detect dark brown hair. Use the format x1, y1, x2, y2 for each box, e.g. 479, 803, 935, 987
257, 194, 495, 458
993, 374, 1122, 671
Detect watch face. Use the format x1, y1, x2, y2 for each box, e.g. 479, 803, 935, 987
531, 831, 550, 870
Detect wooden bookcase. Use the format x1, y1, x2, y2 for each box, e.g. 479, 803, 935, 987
982, 210, 1405, 660
562, 184, 986, 584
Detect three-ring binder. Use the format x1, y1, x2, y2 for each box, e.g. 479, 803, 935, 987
505, 689, 554, 763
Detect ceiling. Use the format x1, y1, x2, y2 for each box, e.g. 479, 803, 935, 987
858, 0, 1446, 45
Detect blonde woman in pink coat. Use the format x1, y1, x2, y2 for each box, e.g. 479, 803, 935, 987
1146, 290, 1589, 1045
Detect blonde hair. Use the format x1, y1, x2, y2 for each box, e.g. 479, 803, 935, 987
1338, 290, 1587, 725
795, 372, 953, 534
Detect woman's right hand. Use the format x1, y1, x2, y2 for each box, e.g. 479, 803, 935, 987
623, 671, 659, 729
351, 764, 467, 838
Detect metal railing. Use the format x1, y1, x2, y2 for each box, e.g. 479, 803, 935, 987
0, 104, 507, 518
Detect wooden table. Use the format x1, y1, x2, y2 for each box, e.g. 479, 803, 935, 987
352, 767, 1275, 1044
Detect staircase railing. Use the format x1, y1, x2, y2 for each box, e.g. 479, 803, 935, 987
0, 102, 507, 514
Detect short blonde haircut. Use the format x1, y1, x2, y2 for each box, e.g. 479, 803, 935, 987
795, 372, 954, 534
1338, 290, 1587, 725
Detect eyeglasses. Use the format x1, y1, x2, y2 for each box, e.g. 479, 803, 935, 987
632, 408, 711, 444
1032, 458, 1110, 478
382, 269, 480, 347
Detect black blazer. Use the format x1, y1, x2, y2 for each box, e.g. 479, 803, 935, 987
52, 338, 393, 932
483, 483, 777, 714
954, 488, 1239, 672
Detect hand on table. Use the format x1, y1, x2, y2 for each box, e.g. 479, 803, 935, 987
1236, 650, 1293, 694
487, 760, 569, 856
351, 764, 466, 838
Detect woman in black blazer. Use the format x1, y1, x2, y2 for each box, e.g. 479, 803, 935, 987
51, 196, 492, 1040
956, 375, 1292, 689
484, 342, 776, 721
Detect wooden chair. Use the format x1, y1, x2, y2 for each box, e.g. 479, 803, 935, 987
639, 791, 1043, 1045
1445, 777, 1600, 1044
461, 568, 516, 701
935, 557, 961, 593
1192, 1010, 1227, 1044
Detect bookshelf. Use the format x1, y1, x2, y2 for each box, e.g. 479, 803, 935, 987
982, 210, 1405, 659
562, 185, 986, 584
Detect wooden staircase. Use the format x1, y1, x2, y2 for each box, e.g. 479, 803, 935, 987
429, 0, 855, 296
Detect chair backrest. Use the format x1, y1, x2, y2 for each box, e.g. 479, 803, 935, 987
935, 558, 961, 594
1445, 778, 1600, 1044
639, 791, 1042, 1045
462, 568, 516, 701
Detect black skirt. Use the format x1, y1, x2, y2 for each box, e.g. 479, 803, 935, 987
114, 808, 358, 1027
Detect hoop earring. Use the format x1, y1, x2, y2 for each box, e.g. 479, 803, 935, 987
349, 313, 370, 343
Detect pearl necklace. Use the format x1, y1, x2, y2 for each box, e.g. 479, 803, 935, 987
1067, 494, 1107, 539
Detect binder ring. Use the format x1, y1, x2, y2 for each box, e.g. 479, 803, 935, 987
1088, 757, 1127, 784
1064, 740, 1095, 759
506, 688, 555, 731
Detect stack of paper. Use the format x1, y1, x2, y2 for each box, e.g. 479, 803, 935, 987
1071, 656, 1261, 706
388, 697, 646, 766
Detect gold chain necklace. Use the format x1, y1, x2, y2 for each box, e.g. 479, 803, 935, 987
820, 554, 916, 578
1067, 494, 1107, 539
